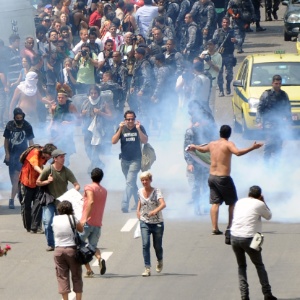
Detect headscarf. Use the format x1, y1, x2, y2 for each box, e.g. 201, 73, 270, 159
89, 95, 101, 105
17, 71, 38, 96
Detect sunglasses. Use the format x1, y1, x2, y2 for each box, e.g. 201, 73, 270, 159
125, 118, 135, 121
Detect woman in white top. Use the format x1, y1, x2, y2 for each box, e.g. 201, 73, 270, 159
137, 171, 166, 277
52, 201, 84, 300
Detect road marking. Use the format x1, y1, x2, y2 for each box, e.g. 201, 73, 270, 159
91, 251, 113, 266
120, 218, 138, 232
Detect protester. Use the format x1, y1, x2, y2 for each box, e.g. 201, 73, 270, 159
36, 149, 80, 251
137, 171, 166, 277
3, 108, 34, 209
112, 110, 148, 213
189, 125, 263, 234
81, 85, 114, 171
49, 84, 77, 166
80, 168, 107, 277
19, 143, 57, 233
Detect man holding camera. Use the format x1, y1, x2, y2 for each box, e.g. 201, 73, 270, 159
230, 186, 277, 300
199, 39, 222, 115
213, 17, 239, 96
73, 43, 98, 94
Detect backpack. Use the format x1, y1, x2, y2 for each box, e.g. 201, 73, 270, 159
141, 143, 156, 172
19, 144, 42, 164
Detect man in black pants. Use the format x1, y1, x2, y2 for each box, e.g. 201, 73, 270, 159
230, 186, 277, 300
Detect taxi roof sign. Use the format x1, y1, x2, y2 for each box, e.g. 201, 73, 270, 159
274, 50, 285, 54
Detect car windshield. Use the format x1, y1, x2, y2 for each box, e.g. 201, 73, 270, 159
250, 62, 300, 86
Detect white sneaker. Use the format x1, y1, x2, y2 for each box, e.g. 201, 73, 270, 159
142, 267, 151, 277
156, 260, 163, 273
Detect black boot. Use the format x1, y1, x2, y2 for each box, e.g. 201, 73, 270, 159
272, 10, 278, 20
266, 12, 272, 21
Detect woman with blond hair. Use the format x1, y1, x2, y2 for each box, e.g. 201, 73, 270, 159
136, 171, 166, 277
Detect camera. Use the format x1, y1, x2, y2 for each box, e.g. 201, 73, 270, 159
203, 53, 211, 62
81, 50, 87, 57
132, 35, 137, 42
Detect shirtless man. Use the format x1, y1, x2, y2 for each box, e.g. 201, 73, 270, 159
9, 72, 52, 125
189, 125, 263, 235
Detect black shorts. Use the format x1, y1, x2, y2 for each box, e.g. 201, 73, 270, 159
208, 175, 238, 205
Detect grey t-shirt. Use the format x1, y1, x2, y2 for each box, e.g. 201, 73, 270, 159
138, 188, 164, 224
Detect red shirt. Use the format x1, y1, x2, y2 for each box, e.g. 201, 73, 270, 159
82, 183, 107, 227
89, 11, 102, 28
19, 148, 47, 188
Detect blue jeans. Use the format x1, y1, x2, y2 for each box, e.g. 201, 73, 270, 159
231, 236, 272, 298
121, 159, 141, 210
140, 221, 164, 267
79, 223, 101, 248
43, 203, 57, 247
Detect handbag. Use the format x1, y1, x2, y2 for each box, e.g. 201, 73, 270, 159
67, 215, 96, 265
38, 187, 55, 206
141, 143, 156, 172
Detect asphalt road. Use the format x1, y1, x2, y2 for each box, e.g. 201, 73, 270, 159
1, 7, 300, 300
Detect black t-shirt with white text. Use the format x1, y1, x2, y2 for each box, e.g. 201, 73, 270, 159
118, 125, 147, 161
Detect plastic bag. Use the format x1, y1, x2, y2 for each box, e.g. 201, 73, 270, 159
134, 221, 141, 239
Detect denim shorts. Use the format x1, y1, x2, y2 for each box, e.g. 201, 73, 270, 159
79, 223, 101, 248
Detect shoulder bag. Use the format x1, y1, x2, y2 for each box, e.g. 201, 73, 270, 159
67, 215, 96, 265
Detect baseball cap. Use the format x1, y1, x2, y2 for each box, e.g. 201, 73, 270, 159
45, 4, 53, 9
43, 16, 51, 21
51, 149, 66, 158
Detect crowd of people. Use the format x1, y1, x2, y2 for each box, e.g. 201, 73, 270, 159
0, 0, 278, 133
0, 0, 286, 299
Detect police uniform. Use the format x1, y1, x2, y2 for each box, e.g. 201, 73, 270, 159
190, 0, 217, 47
226, 0, 255, 52
183, 21, 202, 60
213, 26, 239, 95
129, 58, 152, 126
257, 87, 292, 163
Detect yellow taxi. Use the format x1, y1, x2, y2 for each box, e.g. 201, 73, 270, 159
232, 51, 300, 138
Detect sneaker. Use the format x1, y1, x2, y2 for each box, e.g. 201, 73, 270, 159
219, 91, 225, 97
46, 246, 54, 251
8, 199, 15, 209
142, 267, 151, 277
256, 26, 266, 32
212, 229, 223, 235
237, 49, 244, 54
86, 270, 94, 277
156, 260, 163, 273
225, 229, 231, 245
121, 207, 128, 213
99, 258, 106, 275
264, 295, 277, 300
226, 88, 231, 95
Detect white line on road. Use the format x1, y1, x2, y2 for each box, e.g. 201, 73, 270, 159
92, 251, 113, 266
120, 218, 138, 232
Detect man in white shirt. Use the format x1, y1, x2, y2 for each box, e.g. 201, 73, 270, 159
72, 29, 89, 55
230, 186, 277, 300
